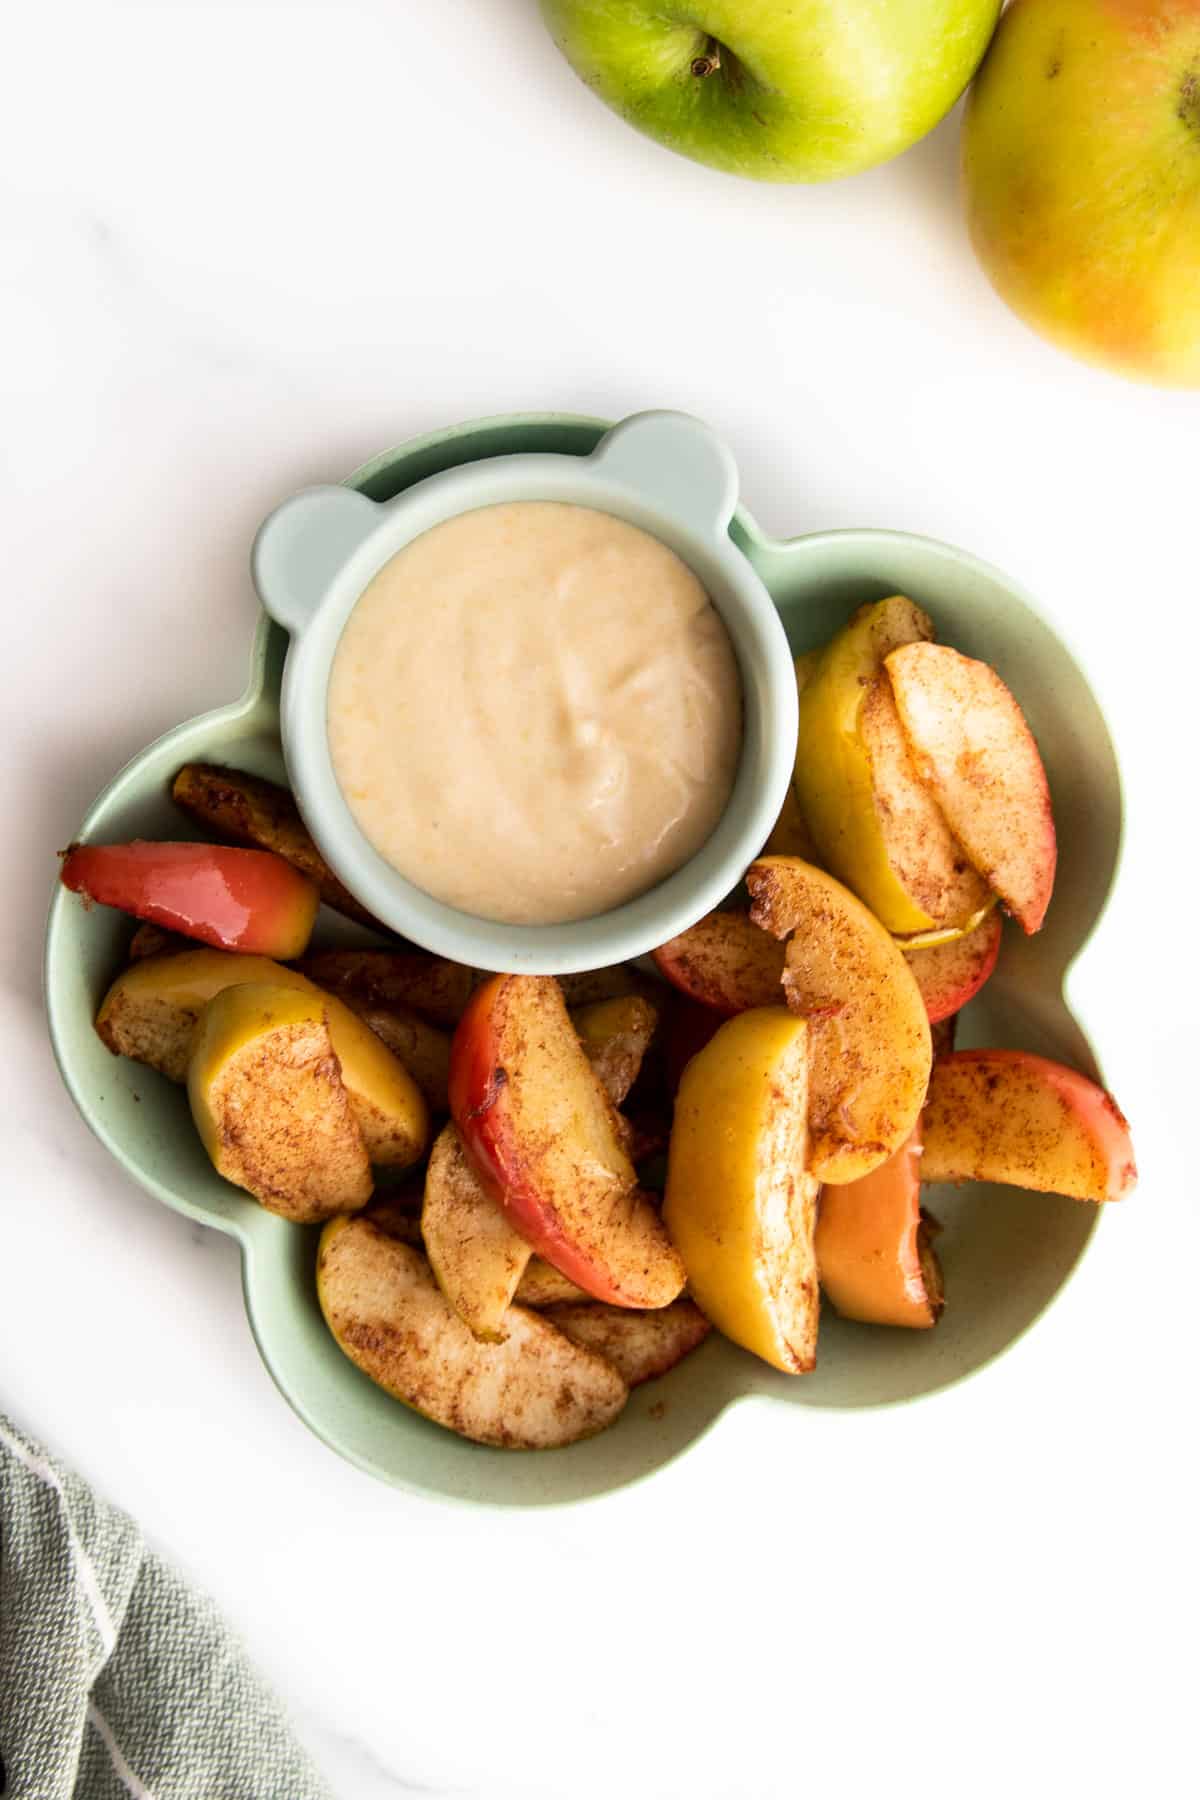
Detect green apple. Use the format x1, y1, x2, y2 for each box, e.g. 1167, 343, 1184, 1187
539, 0, 1002, 182
963, 0, 1200, 386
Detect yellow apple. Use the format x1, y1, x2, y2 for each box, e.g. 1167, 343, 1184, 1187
963, 0, 1200, 386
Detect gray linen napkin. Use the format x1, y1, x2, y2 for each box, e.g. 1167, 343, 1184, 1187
0, 1413, 332, 1800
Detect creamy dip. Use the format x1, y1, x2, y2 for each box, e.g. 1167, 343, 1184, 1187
327, 501, 742, 925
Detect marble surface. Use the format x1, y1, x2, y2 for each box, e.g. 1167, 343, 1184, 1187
2, 4, 1196, 1796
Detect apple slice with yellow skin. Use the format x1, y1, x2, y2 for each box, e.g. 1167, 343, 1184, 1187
317, 1218, 628, 1449
570, 994, 658, 1106
652, 912, 786, 1015
885, 643, 1057, 934
663, 1008, 819, 1374
921, 1050, 1136, 1201
513, 1260, 589, 1308
792, 597, 990, 934
97, 948, 428, 1166
902, 909, 1003, 1025
759, 652, 823, 860
816, 1127, 944, 1329
747, 856, 932, 1184
760, 773, 819, 861
891, 900, 997, 952
188, 984, 373, 1223
540, 1299, 711, 1387
426, 995, 664, 1338
449, 975, 685, 1310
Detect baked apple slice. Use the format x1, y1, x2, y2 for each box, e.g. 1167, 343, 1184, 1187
920, 1050, 1136, 1201
541, 1299, 711, 1387
557, 965, 656, 1008
816, 1127, 943, 1328
449, 975, 685, 1308
295, 950, 477, 1028
96, 948, 428, 1165
858, 675, 993, 928
422, 1122, 533, 1342
885, 642, 1057, 933
367, 1187, 588, 1302
171, 762, 383, 930
570, 994, 658, 1106
513, 1260, 589, 1307
188, 984, 373, 1222
759, 775, 818, 862
652, 912, 786, 1015
792, 597, 989, 935
746, 856, 932, 1183
902, 909, 1003, 1025
317, 1218, 628, 1449
340, 1002, 451, 1114
663, 1008, 819, 1373
60, 840, 319, 958
426, 995, 664, 1338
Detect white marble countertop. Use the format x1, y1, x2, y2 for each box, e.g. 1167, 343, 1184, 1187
2, 4, 1195, 1795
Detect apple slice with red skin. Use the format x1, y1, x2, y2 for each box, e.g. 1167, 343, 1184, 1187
428, 992, 666, 1336
885, 643, 1057, 934
920, 1050, 1136, 1201
816, 1126, 944, 1329
449, 975, 686, 1309
902, 910, 1002, 1025
652, 911, 786, 1016
60, 840, 319, 958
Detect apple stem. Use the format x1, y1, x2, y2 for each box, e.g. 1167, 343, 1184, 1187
691, 40, 721, 78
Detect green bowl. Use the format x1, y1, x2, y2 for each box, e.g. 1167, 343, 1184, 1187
44, 412, 1123, 1506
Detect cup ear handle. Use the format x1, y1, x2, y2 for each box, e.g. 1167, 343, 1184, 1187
252, 486, 382, 635
587, 410, 739, 536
